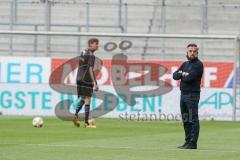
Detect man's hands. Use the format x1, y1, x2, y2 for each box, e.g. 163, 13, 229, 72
178, 70, 189, 77
182, 72, 189, 77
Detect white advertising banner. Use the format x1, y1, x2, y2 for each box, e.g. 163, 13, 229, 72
0, 56, 51, 83
0, 83, 235, 120
0, 56, 238, 120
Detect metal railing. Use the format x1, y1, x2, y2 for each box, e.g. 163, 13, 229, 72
0, 30, 237, 39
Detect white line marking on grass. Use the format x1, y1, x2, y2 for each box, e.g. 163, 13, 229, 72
0, 143, 239, 153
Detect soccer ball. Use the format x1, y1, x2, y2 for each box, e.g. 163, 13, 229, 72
32, 117, 44, 128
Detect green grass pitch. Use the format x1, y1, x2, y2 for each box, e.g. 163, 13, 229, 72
0, 116, 240, 160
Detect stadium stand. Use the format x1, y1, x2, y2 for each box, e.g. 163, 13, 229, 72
0, 0, 239, 60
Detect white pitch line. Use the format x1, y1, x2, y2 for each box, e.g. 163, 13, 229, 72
0, 143, 239, 153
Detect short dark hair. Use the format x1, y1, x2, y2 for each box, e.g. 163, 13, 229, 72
187, 43, 198, 48
88, 38, 99, 46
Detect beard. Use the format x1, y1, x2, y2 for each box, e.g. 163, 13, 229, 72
186, 55, 197, 61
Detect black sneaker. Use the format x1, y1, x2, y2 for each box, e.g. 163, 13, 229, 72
177, 142, 188, 149
182, 143, 197, 149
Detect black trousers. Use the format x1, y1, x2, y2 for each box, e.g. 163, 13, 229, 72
180, 92, 200, 145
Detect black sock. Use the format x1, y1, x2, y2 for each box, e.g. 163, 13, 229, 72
85, 105, 90, 124
75, 100, 84, 116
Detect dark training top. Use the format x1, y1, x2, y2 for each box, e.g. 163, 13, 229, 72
76, 49, 97, 85
173, 57, 203, 93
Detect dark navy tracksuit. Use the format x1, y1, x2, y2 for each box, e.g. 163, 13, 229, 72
173, 57, 203, 145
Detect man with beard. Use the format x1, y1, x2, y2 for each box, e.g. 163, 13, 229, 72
173, 43, 204, 149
